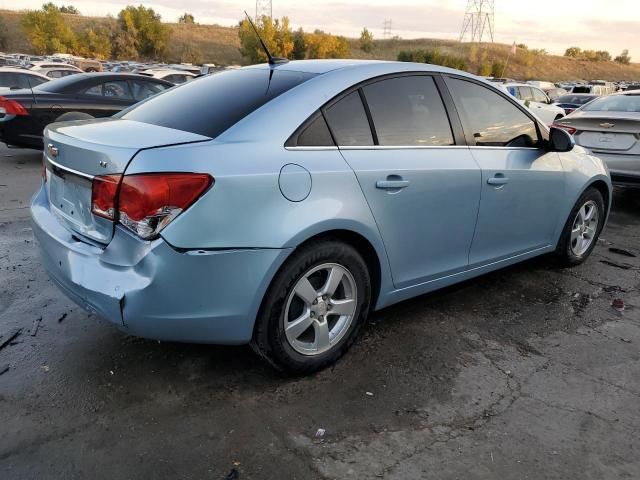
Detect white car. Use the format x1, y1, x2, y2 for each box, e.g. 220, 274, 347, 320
502, 82, 566, 125
138, 69, 196, 85
32, 66, 83, 79
0, 67, 49, 92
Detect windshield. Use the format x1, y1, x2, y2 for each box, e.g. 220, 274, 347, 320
119, 68, 316, 139
556, 95, 596, 105
582, 94, 640, 113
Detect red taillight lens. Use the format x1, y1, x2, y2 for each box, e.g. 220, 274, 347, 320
0, 96, 29, 116
117, 173, 213, 239
91, 174, 122, 220
552, 123, 576, 135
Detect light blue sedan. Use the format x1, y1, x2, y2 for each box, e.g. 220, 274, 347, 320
32, 60, 611, 374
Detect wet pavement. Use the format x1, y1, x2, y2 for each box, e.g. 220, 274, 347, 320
1, 144, 639, 479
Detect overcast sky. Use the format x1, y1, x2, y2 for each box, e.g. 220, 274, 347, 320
9, 0, 639, 58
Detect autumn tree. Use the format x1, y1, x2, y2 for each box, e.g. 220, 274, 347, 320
615, 49, 631, 64
238, 16, 294, 63
77, 22, 112, 59
564, 47, 581, 58
117, 5, 171, 59
21, 3, 77, 54
292, 28, 306, 59
305, 30, 350, 59
359, 27, 373, 53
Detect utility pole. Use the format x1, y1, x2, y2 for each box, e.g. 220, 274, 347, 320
383, 19, 392, 39
459, 0, 495, 43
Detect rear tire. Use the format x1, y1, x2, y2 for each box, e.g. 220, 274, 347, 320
55, 112, 94, 122
251, 239, 371, 375
555, 187, 605, 266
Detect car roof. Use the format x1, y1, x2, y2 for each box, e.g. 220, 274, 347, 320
502, 82, 543, 89
244, 59, 478, 76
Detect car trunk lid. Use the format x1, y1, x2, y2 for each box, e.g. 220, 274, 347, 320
557, 112, 640, 153
43, 118, 210, 244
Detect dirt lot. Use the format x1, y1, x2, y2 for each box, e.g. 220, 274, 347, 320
1, 144, 639, 479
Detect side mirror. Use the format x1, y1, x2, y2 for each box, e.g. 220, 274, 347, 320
548, 127, 575, 152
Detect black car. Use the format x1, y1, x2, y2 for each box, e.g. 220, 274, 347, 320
553, 93, 598, 115
0, 73, 173, 149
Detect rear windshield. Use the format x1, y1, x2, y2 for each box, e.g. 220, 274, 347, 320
556, 95, 596, 105
571, 86, 592, 93
119, 68, 316, 138
582, 94, 640, 113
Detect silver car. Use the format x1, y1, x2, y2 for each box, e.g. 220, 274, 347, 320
554, 91, 640, 187
32, 60, 612, 374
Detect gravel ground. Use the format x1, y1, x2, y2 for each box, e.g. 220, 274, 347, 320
1, 144, 639, 479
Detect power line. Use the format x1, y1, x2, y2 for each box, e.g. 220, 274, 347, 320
459, 0, 495, 43
383, 19, 392, 39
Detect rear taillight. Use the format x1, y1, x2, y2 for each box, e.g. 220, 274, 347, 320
0, 96, 29, 116
552, 123, 576, 135
91, 174, 122, 220
117, 173, 212, 240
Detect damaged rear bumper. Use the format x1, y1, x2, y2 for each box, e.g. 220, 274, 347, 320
30, 184, 290, 344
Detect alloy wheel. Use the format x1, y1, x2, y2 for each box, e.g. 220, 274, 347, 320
570, 200, 599, 256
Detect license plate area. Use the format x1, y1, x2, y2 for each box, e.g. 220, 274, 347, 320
49, 169, 93, 227
579, 131, 636, 151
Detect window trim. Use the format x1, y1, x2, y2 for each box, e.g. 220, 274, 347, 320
441, 74, 548, 148
286, 71, 464, 149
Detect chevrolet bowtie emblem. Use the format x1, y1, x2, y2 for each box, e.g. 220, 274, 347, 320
47, 143, 59, 158
599, 123, 615, 129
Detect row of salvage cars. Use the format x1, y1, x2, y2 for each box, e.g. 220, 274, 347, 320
492, 79, 639, 188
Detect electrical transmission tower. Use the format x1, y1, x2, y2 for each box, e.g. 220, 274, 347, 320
383, 19, 392, 39
459, 0, 495, 43
255, 0, 272, 21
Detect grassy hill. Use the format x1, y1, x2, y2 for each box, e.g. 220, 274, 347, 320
2, 9, 640, 81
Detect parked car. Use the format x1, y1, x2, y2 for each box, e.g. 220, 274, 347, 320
502, 82, 566, 124
32, 66, 82, 79
553, 93, 598, 115
68, 57, 103, 72
527, 80, 556, 90
570, 84, 611, 96
138, 68, 197, 84
32, 61, 611, 374
554, 91, 640, 188
0, 73, 172, 149
625, 84, 640, 91
0, 67, 49, 92
544, 87, 568, 102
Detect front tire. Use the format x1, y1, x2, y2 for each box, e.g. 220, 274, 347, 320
556, 187, 605, 266
251, 239, 371, 375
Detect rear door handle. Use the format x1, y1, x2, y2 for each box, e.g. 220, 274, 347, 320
487, 174, 509, 186
376, 179, 409, 189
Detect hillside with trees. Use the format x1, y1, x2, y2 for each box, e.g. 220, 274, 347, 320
1, 7, 639, 81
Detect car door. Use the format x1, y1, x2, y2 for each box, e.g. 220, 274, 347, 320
444, 76, 565, 266
326, 75, 481, 289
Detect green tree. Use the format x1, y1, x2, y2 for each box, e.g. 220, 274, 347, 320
491, 61, 505, 77
478, 62, 492, 76
117, 5, 171, 59
292, 28, 306, 60
359, 27, 373, 53
614, 49, 631, 64
178, 13, 195, 24
77, 22, 112, 59
238, 16, 294, 63
21, 3, 77, 55
59, 5, 79, 14
564, 46, 582, 58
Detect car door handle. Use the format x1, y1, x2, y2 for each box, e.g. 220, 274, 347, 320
487, 174, 509, 186
376, 179, 409, 189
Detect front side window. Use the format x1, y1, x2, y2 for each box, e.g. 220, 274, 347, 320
362, 76, 454, 146
102, 81, 132, 99
446, 78, 540, 148
324, 91, 373, 146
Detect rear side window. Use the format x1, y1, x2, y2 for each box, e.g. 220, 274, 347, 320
324, 91, 373, 146
120, 68, 315, 138
362, 76, 454, 146
532, 88, 548, 103
288, 113, 335, 147
446, 78, 540, 148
